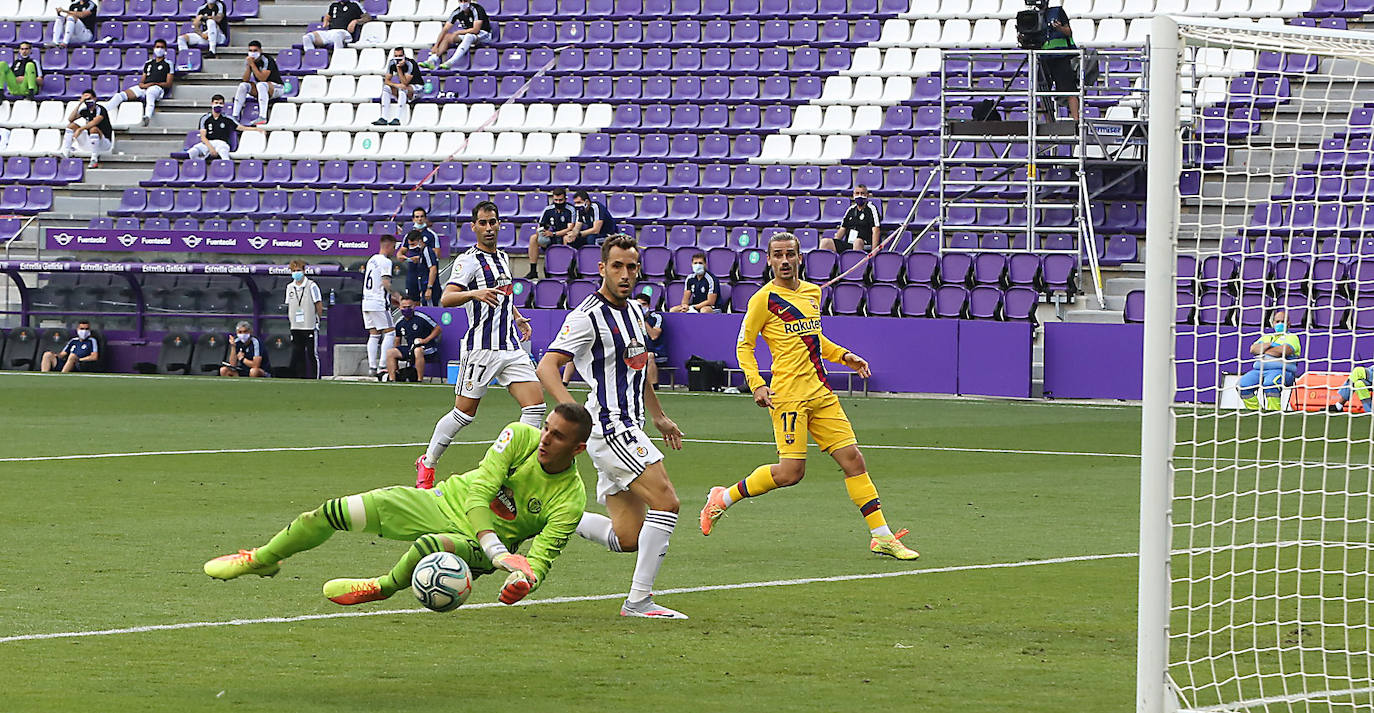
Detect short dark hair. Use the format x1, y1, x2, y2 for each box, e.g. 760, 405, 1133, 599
600, 233, 638, 262
154, 38, 167, 46
412, 207, 427, 216
471, 200, 499, 222
288, 258, 306, 270
551, 187, 566, 197
392, 46, 406, 54
248, 40, 262, 49
768, 232, 802, 253
77, 319, 91, 327
552, 402, 593, 443
401, 292, 418, 302
379, 234, 397, 245
405, 228, 426, 243
691, 252, 707, 263
633, 292, 650, 303
81, 90, 95, 99
574, 190, 591, 202
211, 93, 225, 102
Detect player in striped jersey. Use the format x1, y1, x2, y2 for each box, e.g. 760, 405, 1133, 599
537, 234, 689, 619
415, 201, 545, 489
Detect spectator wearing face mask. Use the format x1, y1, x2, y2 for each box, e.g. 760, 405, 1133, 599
220, 321, 270, 378
669, 252, 719, 314
374, 46, 424, 126
230, 40, 283, 125
525, 187, 577, 278
0, 42, 43, 100
418, 0, 494, 71
1238, 309, 1301, 412
387, 294, 442, 382
284, 259, 324, 379
40, 320, 99, 373
187, 93, 265, 162
177, 0, 229, 58
104, 38, 174, 127
59, 90, 113, 168
821, 184, 881, 253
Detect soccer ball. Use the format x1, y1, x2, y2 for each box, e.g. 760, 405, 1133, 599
411, 551, 473, 612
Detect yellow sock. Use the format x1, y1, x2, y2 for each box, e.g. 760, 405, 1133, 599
726, 465, 779, 505
845, 473, 891, 535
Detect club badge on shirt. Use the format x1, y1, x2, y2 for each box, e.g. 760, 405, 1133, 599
624, 339, 648, 371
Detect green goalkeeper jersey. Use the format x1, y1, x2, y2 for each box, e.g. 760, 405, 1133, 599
433, 422, 586, 586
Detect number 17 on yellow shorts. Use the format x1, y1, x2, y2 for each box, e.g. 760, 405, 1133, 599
770, 393, 858, 460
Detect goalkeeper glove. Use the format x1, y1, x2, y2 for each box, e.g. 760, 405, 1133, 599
491, 552, 534, 580
499, 570, 535, 605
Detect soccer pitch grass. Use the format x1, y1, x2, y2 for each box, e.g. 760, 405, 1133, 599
0, 373, 1144, 712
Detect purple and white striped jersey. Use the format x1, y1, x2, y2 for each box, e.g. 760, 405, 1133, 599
449, 246, 520, 351
547, 291, 651, 435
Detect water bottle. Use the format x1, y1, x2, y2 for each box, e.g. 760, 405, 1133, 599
328, 289, 336, 306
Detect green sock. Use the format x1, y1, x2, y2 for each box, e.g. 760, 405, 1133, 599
255, 498, 350, 565
378, 533, 477, 595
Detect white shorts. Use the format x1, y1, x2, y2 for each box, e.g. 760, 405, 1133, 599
75, 133, 113, 155
455, 348, 537, 399
206, 138, 230, 158
316, 28, 352, 46
187, 25, 227, 45
587, 426, 664, 504
362, 310, 394, 330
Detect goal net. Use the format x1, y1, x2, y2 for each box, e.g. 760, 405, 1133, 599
1141, 16, 1374, 713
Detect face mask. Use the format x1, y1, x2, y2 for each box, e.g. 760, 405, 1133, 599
692, 263, 705, 275
236, 333, 250, 343
154, 47, 166, 58
413, 220, 425, 228
1273, 322, 1287, 334
292, 270, 305, 282
77, 328, 90, 339
854, 196, 867, 204
212, 104, 223, 114
395, 55, 405, 62
84, 99, 96, 109
248, 51, 261, 59
400, 307, 415, 318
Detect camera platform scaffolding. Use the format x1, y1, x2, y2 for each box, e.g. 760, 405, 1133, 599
930, 46, 1149, 315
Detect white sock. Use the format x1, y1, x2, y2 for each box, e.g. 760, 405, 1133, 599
231, 82, 249, 120
302, 32, 314, 48
366, 334, 380, 370
207, 21, 219, 52
872, 524, 893, 537
61, 129, 75, 152
519, 403, 546, 428
107, 92, 126, 110
396, 89, 408, 122
256, 82, 271, 118
424, 408, 473, 467
177, 35, 188, 51
380, 332, 395, 363
145, 87, 160, 117
721, 489, 735, 507
629, 510, 676, 603
380, 89, 392, 119
576, 512, 623, 553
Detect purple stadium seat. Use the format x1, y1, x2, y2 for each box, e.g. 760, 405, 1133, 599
545, 245, 576, 278
1002, 287, 1038, 322
532, 280, 565, 309
1197, 291, 1237, 326
934, 286, 968, 319
830, 284, 864, 316
1123, 290, 1145, 323
803, 250, 838, 282
905, 253, 937, 285
640, 246, 671, 279
939, 253, 972, 286
1041, 254, 1078, 295
1310, 295, 1350, 329
968, 286, 1003, 320
836, 250, 867, 282
576, 245, 602, 278
738, 249, 767, 281
972, 254, 1007, 286
901, 285, 934, 318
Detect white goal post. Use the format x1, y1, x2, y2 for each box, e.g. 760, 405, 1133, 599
1142, 15, 1374, 713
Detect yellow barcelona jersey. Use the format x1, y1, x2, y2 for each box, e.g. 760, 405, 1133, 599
736, 280, 851, 402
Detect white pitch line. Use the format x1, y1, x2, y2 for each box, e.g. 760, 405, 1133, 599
0, 550, 1134, 644
0, 438, 1139, 463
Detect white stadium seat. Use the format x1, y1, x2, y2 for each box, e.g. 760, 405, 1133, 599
999, 18, 1018, 45
968, 0, 1000, 16
550, 132, 582, 159
323, 48, 358, 75
438, 103, 468, 130
936, 19, 972, 47
970, 18, 1001, 46
882, 76, 913, 103
263, 130, 296, 159
354, 102, 382, 126
379, 131, 409, 159
788, 134, 822, 164
356, 22, 387, 46
463, 131, 495, 159
851, 106, 883, 134
28, 128, 61, 156
354, 76, 383, 100
1063, 0, 1091, 16
550, 103, 583, 132
263, 102, 297, 129
0, 0, 20, 20
820, 134, 852, 162
407, 103, 440, 129
295, 75, 328, 102
323, 102, 354, 129
910, 19, 940, 45
436, 131, 465, 157
348, 131, 381, 157
936, 0, 970, 18
1226, 49, 1257, 75
317, 131, 347, 159
582, 103, 614, 130
34, 100, 66, 128
379, 0, 416, 18
415, 0, 446, 16
878, 18, 910, 47
466, 103, 498, 131
1184, 0, 1218, 15
877, 47, 913, 76
356, 49, 387, 75
230, 129, 266, 158
911, 47, 942, 75
787, 105, 822, 134
293, 130, 326, 159
14, 0, 45, 20
524, 104, 555, 131
415, 21, 443, 46
406, 131, 438, 158
492, 103, 526, 131
1126, 17, 1150, 44
295, 102, 327, 130
7, 100, 37, 127
819, 76, 853, 104
850, 77, 883, 105
757, 134, 792, 162
110, 102, 143, 129
1093, 18, 1126, 45
1, 128, 34, 156
520, 132, 554, 159
492, 131, 524, 160
1070, 18, 1096, 45
385, 22, 417, 47
847, 47, 882, 75
820, 105, 853, 134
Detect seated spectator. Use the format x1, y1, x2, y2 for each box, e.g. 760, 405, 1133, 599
0, 42, 42, 100
1330, 365, 1372, 414
105, 39, 174, 127
40, 319, 99, 373
525, 187, 577, 278
231, 41, 283, 125
374, 47, 424, 126
177, 0, 230, 58
187, 93, 264, 162
387, 295, 442, 382
60, 89, 113, 168
419, 0, 494, 71
669, 252, 719, 314
51, 0, 99, 48
571, 190, 617, 247
1238, 310, 1300, 411
821, 184, 880, 253
303, 0, 370, 52
220, 321, 270, 377
402, 228, 439, 306
635, 292, 668, 386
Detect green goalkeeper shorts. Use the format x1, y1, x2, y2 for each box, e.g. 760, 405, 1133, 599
360, 486, 494, 573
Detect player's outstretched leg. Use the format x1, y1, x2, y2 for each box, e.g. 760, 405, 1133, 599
204, 497, 358, 580
831, 446, 919, 561
700, 463, 788, 536
617, 467, 688, 620
324, 533, 479, 606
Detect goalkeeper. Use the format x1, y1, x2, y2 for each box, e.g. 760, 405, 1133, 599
204, 403, 592, 607
1238, 309, 1301, 412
